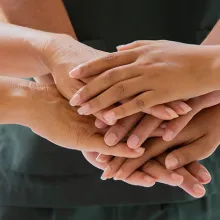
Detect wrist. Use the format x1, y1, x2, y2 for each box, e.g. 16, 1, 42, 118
209, 46, 220, 90
0, 78, 34, 126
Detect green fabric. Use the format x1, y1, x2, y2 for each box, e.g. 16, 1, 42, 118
1, 194, 220, 220
0, 0, 220, 207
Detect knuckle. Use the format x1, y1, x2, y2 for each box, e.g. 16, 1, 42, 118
114, 83, 125, 98
103, 69, 116, 84
103, 53, 117, 61
133, 40, 143, 47
76, 126, 91, 145
142, 160, 157, 173
89, 98, 101, 110
135, 98, 146, 111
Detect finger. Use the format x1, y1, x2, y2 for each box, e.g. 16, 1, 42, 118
166, 101, 192, 115
140, 159, 183, 186
185, 162, 211, 185
127, 115, 162, 149
82, 152, 108, 170
151, 128, 165, 137
82, 134, 145, 158
94, 106, 116, 127
122, 170, 156, 187
161, 92, 220, 142
96, 154, 113, 163
165, 136, 216, 170
103, 91, 167, 124
77, 77, 145, 118
144, 105, 179, 120
70, 64, 141, 106
108, 135, 186, 180
117, 40, 159, 51
101, 157, 127, 180
104, 113, 144, 146
176, 167, 206, 198
94, 119, 108, 129
161, 98, 203, 141
69, 50, 138, 78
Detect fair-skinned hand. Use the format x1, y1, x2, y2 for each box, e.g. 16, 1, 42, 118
83, 151, 211, 198
95, 90, 220, 157
102, 104, 220, 186
0, 23, 192, 126
69, 40, 220, 124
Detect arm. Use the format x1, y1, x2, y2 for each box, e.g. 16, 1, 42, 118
0, 77, 34, 126
0, 0, 77, 83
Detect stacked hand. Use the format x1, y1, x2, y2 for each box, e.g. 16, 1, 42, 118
66, 40, 220, 197
32, 36, 220, 198
3, 23, 220, 198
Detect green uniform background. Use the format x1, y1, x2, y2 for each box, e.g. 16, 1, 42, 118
0, 0, 220, 219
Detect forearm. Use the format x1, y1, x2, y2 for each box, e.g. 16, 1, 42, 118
0, 0, 77, 83
201, 20, 220, 90
0, 23, 53, 77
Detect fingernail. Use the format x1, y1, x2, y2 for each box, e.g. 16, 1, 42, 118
77, 104, 91, 115
165, 156, 178, 170
101, 166, 112, 180
134, 147, 145, 154
165, 107, 179, 119
104, 112, 116, 125
104, 132, 118, 146
144, 175, 155, 183
178, 102, 192, 114
127, 135, 139, 149
69, 67, 81, 78
163, 129, 174, 141
197, 170, 211, 182
170, 173, 184, 184
69, 94, 81, 106
193, 184, 205, 195
96, 154, 110, 163
95, 120, 106, 129
113, 169, 122, 180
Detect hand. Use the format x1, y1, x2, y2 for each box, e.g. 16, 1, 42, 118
69, 40, 220, 124
83, 151, 211, 198
42, 34, 194, 123
23, 82, 145, 158
104, 104, 220, 183
94, 91, 220, 163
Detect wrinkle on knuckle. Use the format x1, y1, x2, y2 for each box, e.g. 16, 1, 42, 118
114, 83, 125, 98
135, 98, 145, 111
142, 160, 156, 173
76, 126, 91, 145
103, 69, 116, 84
89, 97, 101, 110
104, 53, 116, 61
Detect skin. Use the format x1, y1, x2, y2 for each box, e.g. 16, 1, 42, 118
100, 104, 220, 192
69, 41, 220, 124
0, 0, 214, 196
0, 76, 145, 156
95, 21, 220, 156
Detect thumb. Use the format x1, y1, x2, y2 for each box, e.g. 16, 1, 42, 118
117, 40, 157, 51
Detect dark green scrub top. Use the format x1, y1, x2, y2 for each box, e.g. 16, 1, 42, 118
0, 0, 220, 208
